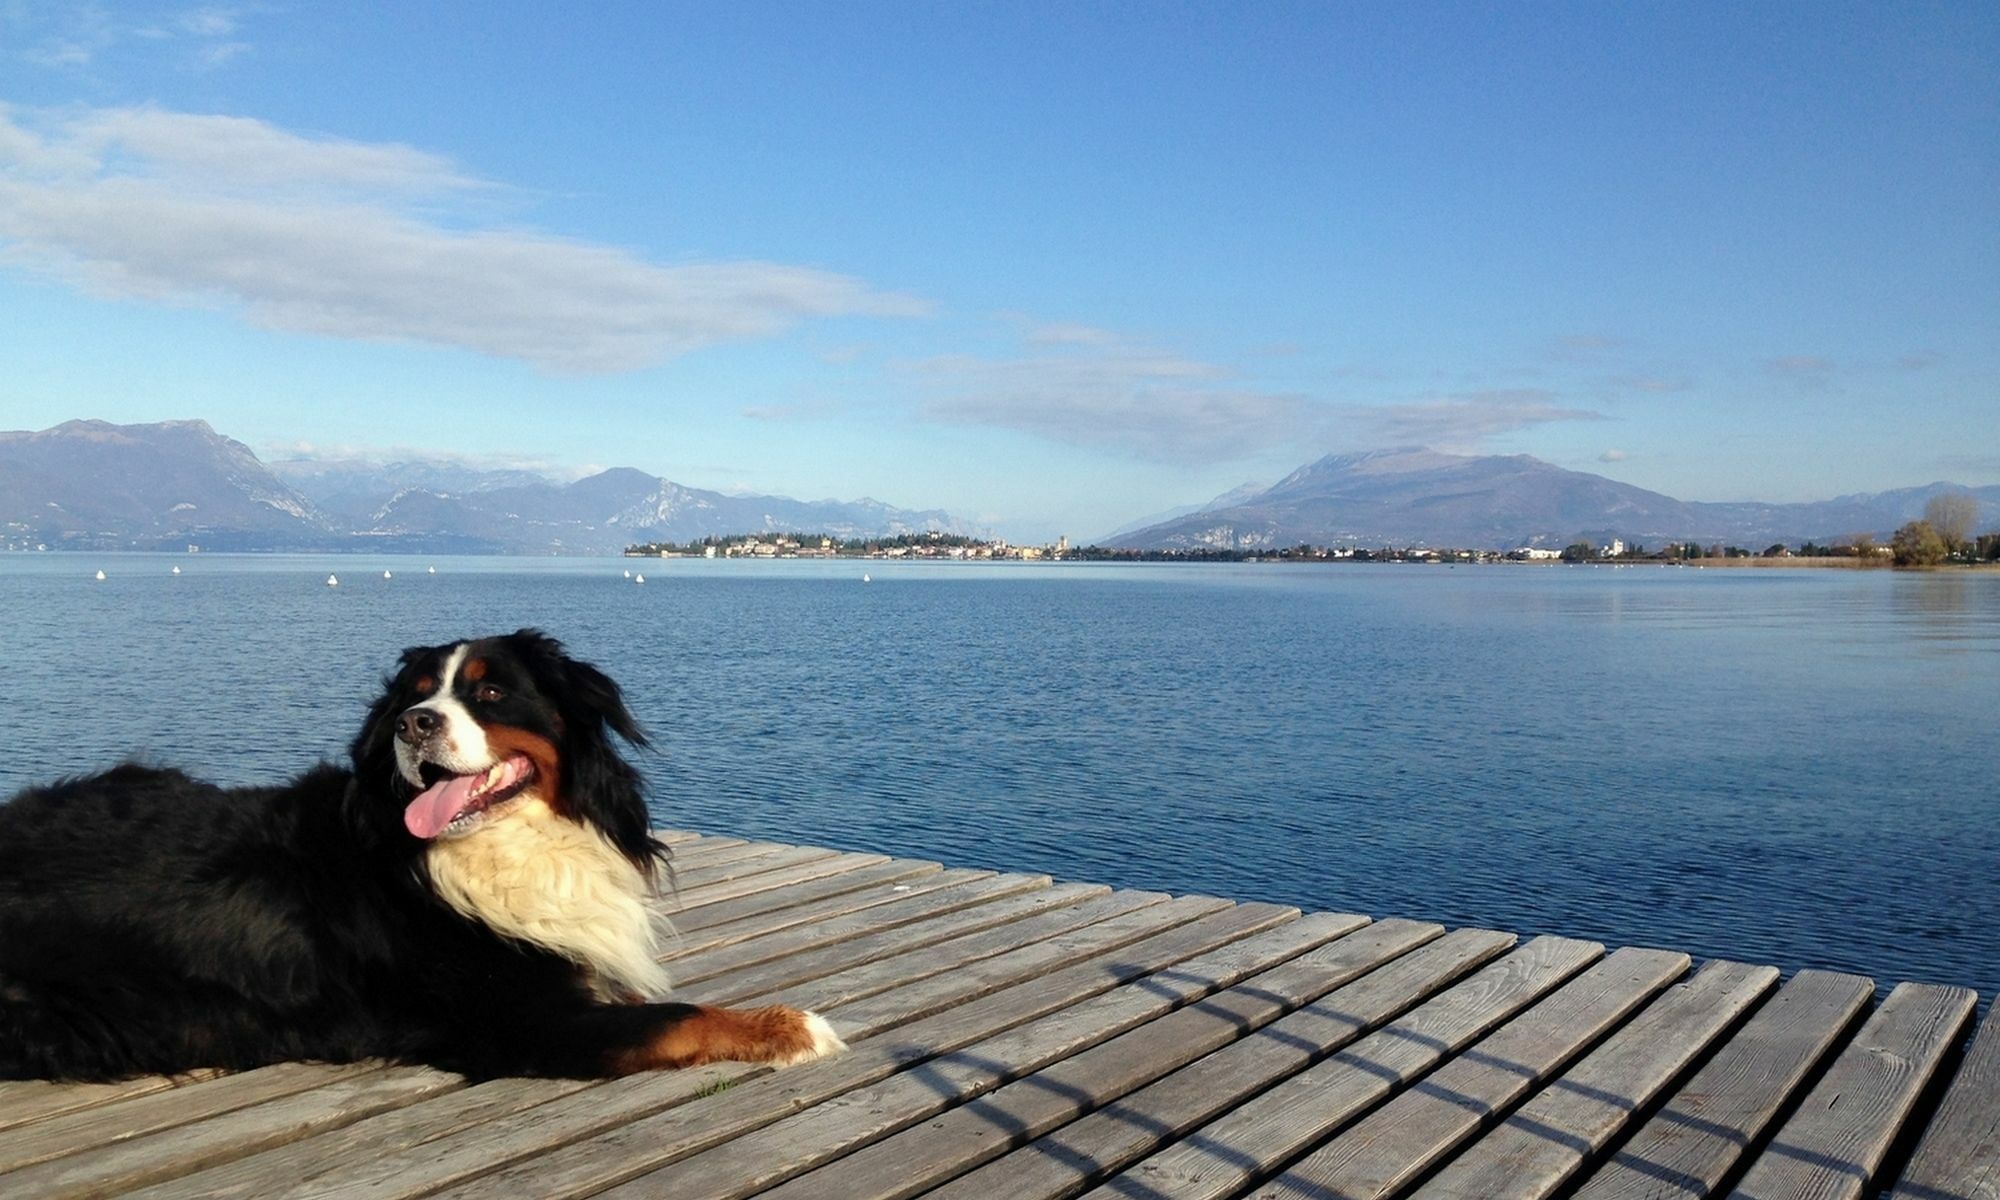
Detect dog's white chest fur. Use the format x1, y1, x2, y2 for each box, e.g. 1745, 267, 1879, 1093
423, 798, 669, 1001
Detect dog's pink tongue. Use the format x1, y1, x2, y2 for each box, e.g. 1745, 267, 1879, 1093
404, 772, 484, 840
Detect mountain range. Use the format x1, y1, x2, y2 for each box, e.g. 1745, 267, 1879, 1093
1110, 448, 1999, 550
0, 420, 979, 553
2, 419, 1991, 555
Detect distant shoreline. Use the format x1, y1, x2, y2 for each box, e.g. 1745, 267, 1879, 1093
12, 548, 1999, 573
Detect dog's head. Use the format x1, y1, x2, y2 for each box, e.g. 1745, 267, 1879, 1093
351, 629, 660, 876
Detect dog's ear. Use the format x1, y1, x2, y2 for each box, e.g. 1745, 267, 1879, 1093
505, 628, 647, 747
508, 630, 663, 879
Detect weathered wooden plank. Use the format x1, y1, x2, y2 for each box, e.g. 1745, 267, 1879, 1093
425, 899, 1280, 1200
671, 872, 1051, 984
652, 828, 709, 844
1087, 933, 1603, 1200
689, 881, 1117, 1005
0, 1066, 462, 1199
665, 844, 843, 894
923, 925, 1514, 1200
1411, 958, 1778, 1199
669, 844, 843, 889
0, 1062, 379, 1173
120, 1078, 598, 1200
0, 1072, 222, 1134
1571, 968, 1875, 1200
664, 857, 948, 934
1728, 982, 1978, 1200
122, 874, 1037, 1200
814, 894, 1228, 1035
658, 866, 975, 959
621, 910, 1364, 1200
755, 916, 1432, 1200
1890, 1001, 2000, 1200
657, 837, 775, 868
219, 896, 1245, 1200
669, 850, 891, 910
713, 885, 1150, 1013
1256, 945, 1693, 1200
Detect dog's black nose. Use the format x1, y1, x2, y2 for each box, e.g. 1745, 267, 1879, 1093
397, 708, 442, 745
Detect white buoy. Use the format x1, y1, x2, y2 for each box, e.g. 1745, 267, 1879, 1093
623, 569, 631, 578
634, 573, 645, 584
171, 565, 181, 575
862, 573, 872, 583
427, 565, 436, 574
327, 574, 339, 587
94, 569, 106, 581
383, 570, 392, 579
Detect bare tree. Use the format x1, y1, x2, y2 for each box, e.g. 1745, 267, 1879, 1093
1924, 492, 1979, 554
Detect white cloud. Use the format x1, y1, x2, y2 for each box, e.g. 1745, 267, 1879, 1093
913, 340, 1320, 464
192, 40, 250, 69
1355, 389, 1606, 452
1599, 448, 1629, 462
264, 438, 594, 481
12, 2, 251, 71
1023, 322, 1122, 347
0, 104, 928, 373
179, 7, 243, 38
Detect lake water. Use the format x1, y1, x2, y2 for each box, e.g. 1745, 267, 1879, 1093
2, 554, 1995, 1004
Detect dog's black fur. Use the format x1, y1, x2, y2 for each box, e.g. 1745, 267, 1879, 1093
0, 629, 835, 1081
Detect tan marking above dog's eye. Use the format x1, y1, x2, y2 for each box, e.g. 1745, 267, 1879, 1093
414, 675, 437, 695
464, 658, 489, 682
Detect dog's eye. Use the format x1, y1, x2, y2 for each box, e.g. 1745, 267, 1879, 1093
473, 683, 505, 703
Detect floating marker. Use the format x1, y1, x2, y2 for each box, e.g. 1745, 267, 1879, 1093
623, 570, 631, 578
383, 570, 392, 579
94, 569, 106, 581
862, 573, 872, 583
171, 565, 181, 575
634, 573, 645, 584
427, 566, 436, 574
327, 574, 339, 587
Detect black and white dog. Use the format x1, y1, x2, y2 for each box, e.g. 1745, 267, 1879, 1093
0, 629, 842, 1081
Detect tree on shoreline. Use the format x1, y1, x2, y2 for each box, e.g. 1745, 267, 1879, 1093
1923, 493, 1979, 557
1891, 520, 1948, 567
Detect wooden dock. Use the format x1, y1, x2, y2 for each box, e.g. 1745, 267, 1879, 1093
1, 830, 1993, 1200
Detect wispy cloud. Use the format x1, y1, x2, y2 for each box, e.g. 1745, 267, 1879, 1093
263, 438, 593, 481
1605, 374, 1692, 394
1935, 452, 2000, 480
0, 104, 927, 372
178, 6, 243, 38
1766, 354, 1839, 392
1023, 321, 1122, 347
14, 2, 254, 71
1547, 333, 1626, 363
742, 398, 846, 423
1599, 448, 1629, 463
913, 338, 1320, 464
1354, 389, 1606, 452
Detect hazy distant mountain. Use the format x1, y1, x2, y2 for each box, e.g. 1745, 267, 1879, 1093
1108, 448, 1999, 550
360, 463, 982, 553
0, 419, 335, 550
0, 419, 983, 553
1096, 480, 1269, 543
268, 456, 554, 525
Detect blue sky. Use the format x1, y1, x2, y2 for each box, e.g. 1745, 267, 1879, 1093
1, 1, 1994, 540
